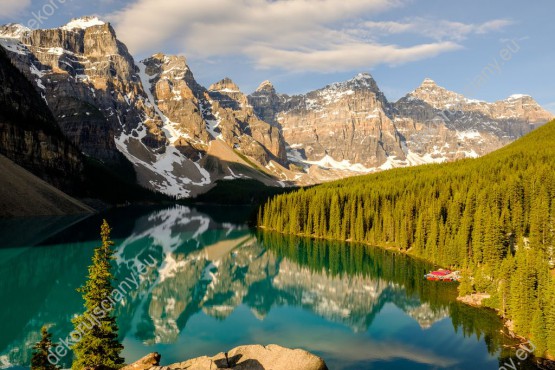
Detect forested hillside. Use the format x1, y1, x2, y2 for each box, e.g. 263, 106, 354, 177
259, 120, 555, 357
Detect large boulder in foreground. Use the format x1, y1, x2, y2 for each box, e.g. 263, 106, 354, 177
121, 353, 161, 370
144, 344, 328, 370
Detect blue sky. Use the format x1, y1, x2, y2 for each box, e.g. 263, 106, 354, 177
1, 0, 554, 112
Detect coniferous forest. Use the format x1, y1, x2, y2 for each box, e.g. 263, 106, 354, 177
259, 120, 555, 357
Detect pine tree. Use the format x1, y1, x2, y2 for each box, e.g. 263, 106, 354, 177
530, 304, 547, 357
547, 278, 555, 355
497, 255, 514, 318
458, 267, 473, 297
31, 326, 59, 370
328, 194, 341, 239
71, 220, 124, 370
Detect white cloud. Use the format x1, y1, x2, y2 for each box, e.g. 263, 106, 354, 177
364, 18, 513, 41
2, 0, 32, 17
109, 0, 509, 73
248, 41, 461, 72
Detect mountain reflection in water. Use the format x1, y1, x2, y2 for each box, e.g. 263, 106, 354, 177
0, 206, 534, 370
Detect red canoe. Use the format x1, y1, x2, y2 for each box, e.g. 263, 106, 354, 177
424, 269, 460, 282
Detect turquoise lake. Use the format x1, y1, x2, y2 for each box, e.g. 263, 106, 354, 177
0, 205, 537, 369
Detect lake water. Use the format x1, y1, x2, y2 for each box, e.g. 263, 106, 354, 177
0, 205, 536, 370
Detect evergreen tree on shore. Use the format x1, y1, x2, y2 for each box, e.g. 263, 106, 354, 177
71, 220, 124, 370
530, 304, 547, 357
31, 326, 59, 370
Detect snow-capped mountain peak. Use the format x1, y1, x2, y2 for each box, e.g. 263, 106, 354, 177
406, 78, 469, 109
507, 94, 532, 101
418, 77, 441, 90
0, 24, 30, 38
320, 72, 380, 95
353, 72, 374, 81
209, 77, 241, 93
61, 16, 105, 31
347, 72, 377, 87
414, 78, 447, 94
256, 80, 275, 93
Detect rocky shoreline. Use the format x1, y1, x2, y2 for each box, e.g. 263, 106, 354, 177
457, 294, 555, 369
456, 293, 491, 307
122, 344, 328, 370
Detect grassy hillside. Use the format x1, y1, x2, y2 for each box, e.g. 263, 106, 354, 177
259, 120, 555, 357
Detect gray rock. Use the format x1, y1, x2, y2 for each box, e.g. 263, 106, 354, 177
122, 352, 161, 370
152, 344, 328, 370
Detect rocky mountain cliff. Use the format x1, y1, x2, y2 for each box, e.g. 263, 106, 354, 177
250, 73, 404, 174
0, 44, 83, 192
0, 18, 294, 197
1, 16, 552, 198
393, 78, 553, 165
0, 19, 161, 167
0, 34, 172, 208
249, 75, 553, 175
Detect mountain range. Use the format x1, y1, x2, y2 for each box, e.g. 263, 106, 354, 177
0, 16, 552, 200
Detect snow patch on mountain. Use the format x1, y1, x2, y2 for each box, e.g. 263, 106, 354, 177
199, 101, 221, 140
113, 62, 213, 197
0, 24, 30, 38
138, 63, 171, 125
46, 47, 66, 56
0, 37, 28, 55
507, 94, 531, 100
256, 80, 274, 92
61, 17, 105, 31
404, 150, 448, 166
456, 130, 482, 141
305, 155, 374, 173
